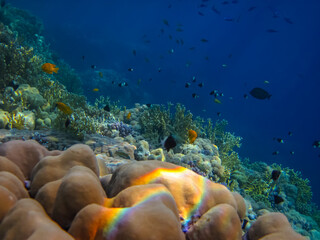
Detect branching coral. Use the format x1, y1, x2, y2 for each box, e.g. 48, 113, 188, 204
138, 103, 202, 146
284, 168, 312, 210
138, 104, 171, 144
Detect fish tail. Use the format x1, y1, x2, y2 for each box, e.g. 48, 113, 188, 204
53, 67, 59, 73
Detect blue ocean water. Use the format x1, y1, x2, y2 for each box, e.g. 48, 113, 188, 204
10, 0, 320, 206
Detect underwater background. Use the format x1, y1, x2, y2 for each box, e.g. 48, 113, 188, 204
1, 0, 320, 238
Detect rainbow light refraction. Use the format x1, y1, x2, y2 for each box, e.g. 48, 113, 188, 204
99, 165, 212, 237
101, 186, 172, 238
131, 166, 208, 222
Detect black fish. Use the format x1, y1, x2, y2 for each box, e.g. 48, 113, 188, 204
198, 11, 205, 16
276, 138, 284, 143
284, 17, 293, 24
91, 65, 96, 69
164, 135, 176, 151
128, 68, 134, 72
168, 4, 172, 8
82, 55, 85, 61
211, 6, 221, 14
274, 195, 284, 204
118, 82, 128, 87
198, 83, 204, 87
201, 38, 208, 42
249, 87, 271, 100
185, 82, 191, 88
65, 118, 71, 128
217, 112, 221, 117
242, 219, 249, 230
104, 105, 110, 112
192, 76, 196, 82
248, 6, 256, 12
209, 90, 215, 95
272, 151, 279, 155
146, 103, 152, 107
271, 170, 281, 181
267, 29, 278, 33
290, 151, 295, 155
221, 1, 229, 5
132, 50, 137, 56
199, 4, 207, 8
313, 140, 320, 148
288, 131, 293, 136
192, 93, 199, 99
244, 94, 248, 99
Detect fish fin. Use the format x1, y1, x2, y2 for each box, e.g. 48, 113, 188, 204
53, 68, 59, 73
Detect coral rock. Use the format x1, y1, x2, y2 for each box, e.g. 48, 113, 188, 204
106, 142, 136, 160
106, 160, 241, 223
247, 212, 307, 240
0, 140, 51, 179
100, 174, 112, 193
96, 154, 131, 176
232, 192, 246, 220
16, 84, 47, 110
134, 140, 150, 160
0, 110, 9, 129
186, 203, 242, 240
52, 166, 106, 229
0, 156, 25, 182
0, 186, 17, 223
20, 111, 36, 130
35, 179, 62, 216
0, 171, 29, 199
0, 199, 74, 240
148, 148, 165, 161
69, 184, 185, 240
30, 144, 99, 197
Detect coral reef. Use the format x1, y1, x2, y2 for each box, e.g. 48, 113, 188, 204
0, 140, 308, 239
0, 4, 318, 239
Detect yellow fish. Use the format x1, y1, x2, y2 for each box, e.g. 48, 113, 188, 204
41, 63, 59, 74
214, 98, 221, 104
56, 102, 73, 115
92, 88, 99, 92
126, 112, 131, 120
188, 129, 198, 144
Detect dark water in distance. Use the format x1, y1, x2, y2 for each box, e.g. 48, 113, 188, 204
9, 0, 320, 205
